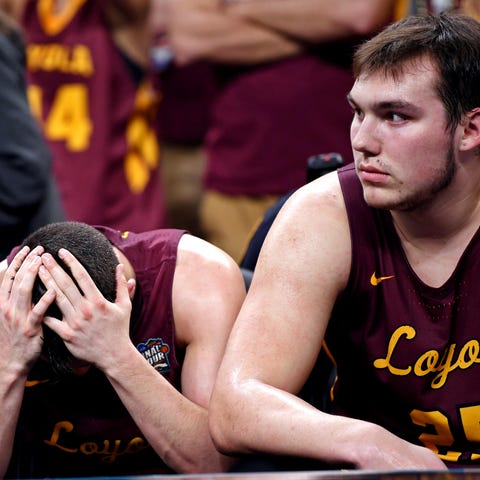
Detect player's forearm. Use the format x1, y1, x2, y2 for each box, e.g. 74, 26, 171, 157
167, 2, 301, 65
209, 378, 448, 470
210, 378, 335, 458
225, 0, 395, 43
209, 376, 391, 467
104, 346, 232, 473
0, 372, 28, 477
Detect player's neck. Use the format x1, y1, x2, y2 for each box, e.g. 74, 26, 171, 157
392, 166, 480, 242
51, 0, 70, 15
391, 183, 480, 287
51, 0, 76, 15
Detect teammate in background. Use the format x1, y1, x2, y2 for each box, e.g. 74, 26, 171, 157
149, 0, 215, 237
209, 13, 480, 470
166, 0, 397, 262
1, 0, 167, 232
0, 8, 63, 258
0, 221, 245, 477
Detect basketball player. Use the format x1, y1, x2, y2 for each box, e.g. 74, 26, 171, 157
0, 221, 245, 476
210, 13, 480, 470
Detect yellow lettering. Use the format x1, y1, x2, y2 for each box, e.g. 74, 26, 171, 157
414, 349, 440, 376
458, 340, 480, 369
80, 441, 99, 455
70, 45, 94, 76
26, 43, 94, 77
413, 345, 461, 389
124, 437, 149, 455
44, 421, 150, 463
373, 325, 415, 375
44, 45, 68, 72
98, 439, 122, 464
431, 344, 459, 389
375, 326, 480, 389
44, 421, 78, 453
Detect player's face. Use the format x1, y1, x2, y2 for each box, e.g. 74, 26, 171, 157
348, 57, 459, 212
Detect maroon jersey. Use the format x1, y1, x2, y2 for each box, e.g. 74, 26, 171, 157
7, 227, 185, 477
204, 51, 356, 196
327, 164, 480, 466
22, 0, 167, 231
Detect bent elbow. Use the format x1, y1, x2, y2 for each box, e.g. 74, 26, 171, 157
208, 402, 237, 455
209, 385, 247, 456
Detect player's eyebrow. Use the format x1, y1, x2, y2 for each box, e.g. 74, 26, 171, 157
347, 92, 421, 114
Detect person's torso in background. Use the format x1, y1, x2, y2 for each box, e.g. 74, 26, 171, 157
204, 49, 356, 197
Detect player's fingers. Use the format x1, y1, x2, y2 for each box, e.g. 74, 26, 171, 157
40, 251, 86, 305
115, 264, 134, 309
9, 249, 45, 311
42, 315, 70, 341
0, 246, 28, 300
44, 249, 102, 302
38, 264, 76, 319
30, 289, 56, 327
0, 246, 40, 300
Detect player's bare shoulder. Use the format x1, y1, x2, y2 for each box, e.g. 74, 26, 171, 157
177, 234, 239, 271
172, 234, 246, 347
175, 234, 245, 295
259, 169, 351, 292
298, 168, 344, 206
274, 169, 347, 236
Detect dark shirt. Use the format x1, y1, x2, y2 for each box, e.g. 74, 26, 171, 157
0, 21, 63, 258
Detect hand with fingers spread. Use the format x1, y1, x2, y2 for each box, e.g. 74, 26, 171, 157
38, 249, 135, 372
0, 245, 56, 377
0, 221, 245, 477
0, 244, 56, 478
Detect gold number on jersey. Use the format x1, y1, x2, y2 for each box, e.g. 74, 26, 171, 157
411, 406, 480, 462
125, 116, 159, 193
27, 82, 160, 193
28, 83, 92, 152
45, 84, 92, 151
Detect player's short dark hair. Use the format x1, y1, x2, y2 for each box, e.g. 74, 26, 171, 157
21, 221, 119, 379
353, 13, 480, 132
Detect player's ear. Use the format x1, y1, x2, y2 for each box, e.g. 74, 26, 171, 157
460, 107, 480, 152
127, 278, 136, 299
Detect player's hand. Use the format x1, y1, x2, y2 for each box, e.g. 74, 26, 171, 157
353, 422, 448, 470
39, 249, 135, 371
0, 246, 56, 375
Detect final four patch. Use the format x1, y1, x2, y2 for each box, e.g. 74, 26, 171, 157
137, 338, 170, 373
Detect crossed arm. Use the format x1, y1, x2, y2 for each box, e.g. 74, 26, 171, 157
166, 0, 396, 65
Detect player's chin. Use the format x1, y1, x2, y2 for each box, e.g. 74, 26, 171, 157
362, 187, 399, 210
